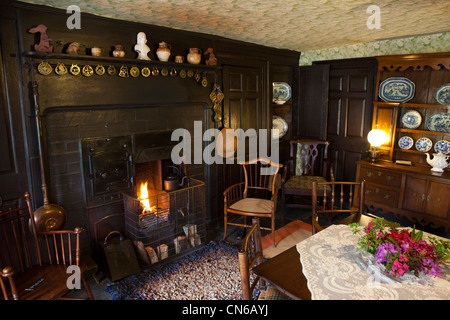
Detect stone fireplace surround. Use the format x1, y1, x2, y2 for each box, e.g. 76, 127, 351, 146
43, 102, 211, 255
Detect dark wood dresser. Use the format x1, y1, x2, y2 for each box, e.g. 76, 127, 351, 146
356, 159, 450, 230
358, 53, 450, 231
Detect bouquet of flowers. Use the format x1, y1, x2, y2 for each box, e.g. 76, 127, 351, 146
350, 218, 450, 278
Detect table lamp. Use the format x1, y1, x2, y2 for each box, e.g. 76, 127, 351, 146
367, 126, 388, 162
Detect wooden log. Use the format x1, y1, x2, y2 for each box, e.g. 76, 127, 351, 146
183, 224, 197, 237
189, 233, 201, 247
145, 246, 159, 264
157, 244, 168, 260
174, 236, 188, 254
133, 241, 151, 265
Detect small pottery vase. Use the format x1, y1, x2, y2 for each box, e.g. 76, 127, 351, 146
112, 45, 125, 58
156, 41, 171, 62
175, 55, 184, 63
66, 42, 80, 54
91, 47, 102, 56
187, 48, 201, 64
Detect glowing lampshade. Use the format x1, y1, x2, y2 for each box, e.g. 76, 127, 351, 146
367, 128, 388, 147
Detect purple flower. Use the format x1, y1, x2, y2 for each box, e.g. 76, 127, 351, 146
375, 242, 400, 264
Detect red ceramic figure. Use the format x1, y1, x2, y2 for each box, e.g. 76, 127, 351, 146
29, 24, 53, 53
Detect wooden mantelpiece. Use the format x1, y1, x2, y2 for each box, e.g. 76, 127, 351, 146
356, 159, 450, 231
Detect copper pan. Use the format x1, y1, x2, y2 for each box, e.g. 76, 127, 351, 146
30, 81, 66, 233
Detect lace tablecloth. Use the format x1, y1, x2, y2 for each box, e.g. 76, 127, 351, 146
296, 224, 450, 300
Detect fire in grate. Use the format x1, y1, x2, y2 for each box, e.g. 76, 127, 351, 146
123, 178, 206, 266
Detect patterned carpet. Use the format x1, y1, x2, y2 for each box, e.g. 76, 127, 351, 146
105, 241, 243, 300
104, 220, 313, 300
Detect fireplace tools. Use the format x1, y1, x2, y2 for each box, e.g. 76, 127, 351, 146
31, 81, 66, 232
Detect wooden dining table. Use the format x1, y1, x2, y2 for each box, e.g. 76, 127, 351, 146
253, 213, 377, 300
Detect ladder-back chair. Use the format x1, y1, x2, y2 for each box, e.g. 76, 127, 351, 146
223, 158, 282, 246
311, 181, 366, 234
281, 139, 334, 219
0, 192, 94, 300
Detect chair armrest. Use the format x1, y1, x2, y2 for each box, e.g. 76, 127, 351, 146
271, 184, 280, 202
1, 266, 18, 300
223, 182, 245, 207
1, 266, 15, 279
39, 227, 84, 236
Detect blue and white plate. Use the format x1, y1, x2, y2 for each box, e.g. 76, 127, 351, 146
434, 83, 450, 105
427, 113, 450, 133
398, 136, 413, 150
273, 82, 291, 103
434, 140, 450, 154
401, 110, 422, 129
379, 77, 415, 103
415, 137, 433, 152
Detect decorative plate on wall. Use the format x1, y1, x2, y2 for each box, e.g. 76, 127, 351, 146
415, 137, 433, 152
434, 140, 450, 154
273, 82, 291, 104
401, 110, 422, 129
398, 136, 413, 150
272, 116, 288, 139
379, 77, 415, 103
434, 83, 450, 105
427, 113, 450, 133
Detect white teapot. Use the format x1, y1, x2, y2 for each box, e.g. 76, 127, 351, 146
426, 152, 449, 172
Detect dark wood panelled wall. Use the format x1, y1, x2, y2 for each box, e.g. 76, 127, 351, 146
294, 58, 377, 182
0, 0, 299, 250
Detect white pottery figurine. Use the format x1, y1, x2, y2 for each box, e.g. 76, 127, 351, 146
134, 32, 151, 60
426, 152, 449, 172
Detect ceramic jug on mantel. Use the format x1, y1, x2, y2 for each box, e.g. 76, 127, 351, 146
426, 152, 449, 172
187, 48, 201, 64
156, 41, 171, 61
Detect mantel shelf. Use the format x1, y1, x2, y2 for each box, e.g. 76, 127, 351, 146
22, 51, 221, 71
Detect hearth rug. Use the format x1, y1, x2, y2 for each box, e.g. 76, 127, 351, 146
105, 241, 245, 300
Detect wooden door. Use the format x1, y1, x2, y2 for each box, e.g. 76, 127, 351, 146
223, 65, 266, 133
222, 63, 266, 190
0, 17, 29, 208
292, 64, 329, 140
326, 62, 376, 182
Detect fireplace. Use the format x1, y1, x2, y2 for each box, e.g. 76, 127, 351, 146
41, 102, 210, 260
123, 176, 206, 264
78, 125, 207, 261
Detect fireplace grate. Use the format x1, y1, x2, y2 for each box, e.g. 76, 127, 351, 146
123, 178, 206, 264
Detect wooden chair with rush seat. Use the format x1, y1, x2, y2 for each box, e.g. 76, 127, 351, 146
311, 180, 366, 234
238, 218, 264, 300
0, 192, 94, 300
281, 139, 334, 219
223, 157, 283, 247
238, 218, 291, 300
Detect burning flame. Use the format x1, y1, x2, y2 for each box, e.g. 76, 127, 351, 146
139, 182, 152, 213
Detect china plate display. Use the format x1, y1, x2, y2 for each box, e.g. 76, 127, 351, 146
434, 140, 450, 154
379, 77, 415, 103
427, 113, 450, 133
434, 83, 450, 105
273, 82, 291, 104
401, 110, 422, 129
398, 136, 413, 150
415, 137, 433, 152
272, 116, 288, 139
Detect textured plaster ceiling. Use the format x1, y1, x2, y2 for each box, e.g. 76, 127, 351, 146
19, 0, 450, 52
